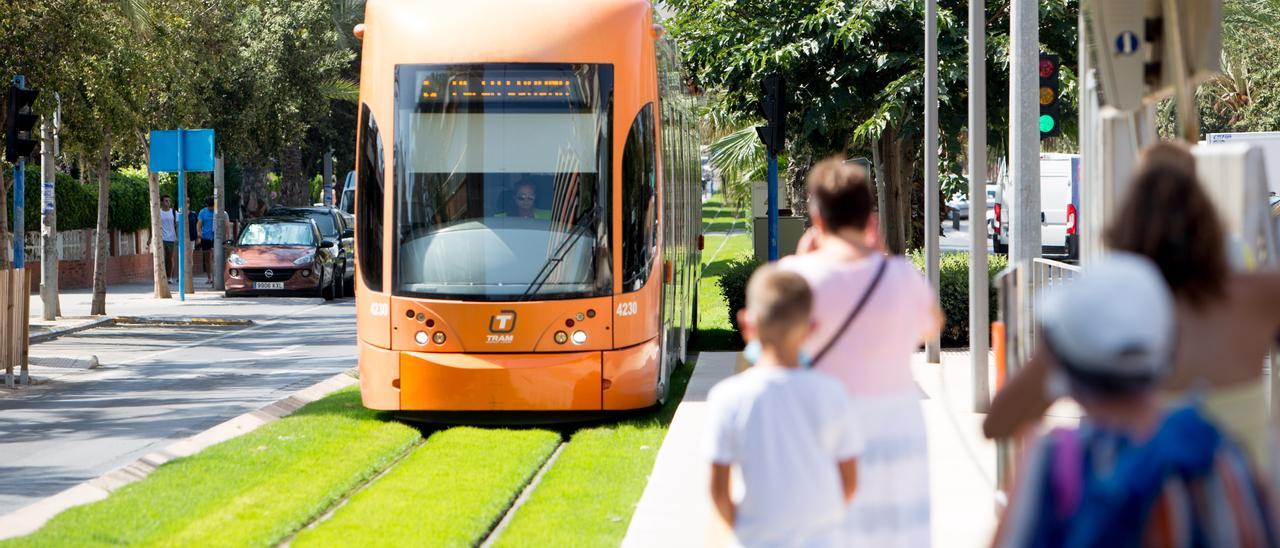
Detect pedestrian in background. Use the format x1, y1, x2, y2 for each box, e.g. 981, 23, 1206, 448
196, 197, 216, 285
705, 265, 862, 547
985, 142, 1280, 469
159, 195, 177, 282
993, 253, 1277, 547
780, 157, 943, 547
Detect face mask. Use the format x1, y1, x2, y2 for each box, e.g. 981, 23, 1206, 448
743, 340, 815, 369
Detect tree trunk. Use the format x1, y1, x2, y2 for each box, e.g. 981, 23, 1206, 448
79, 153, 87, 185
876, 128, 910, 254
0, 166, 9, 270
90, 132, 111, 315
141, 130, 171, 299
40, 119, 60, 319
240, 160, 270, 218
280, 140, 307, 206
785, 153, 813, 219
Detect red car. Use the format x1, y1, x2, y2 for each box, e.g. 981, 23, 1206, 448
224, 217, 340, 300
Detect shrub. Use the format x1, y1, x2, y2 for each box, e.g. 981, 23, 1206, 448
716, 257, 760, 335
15, 163, 244, 233
908, 250, 1009, 347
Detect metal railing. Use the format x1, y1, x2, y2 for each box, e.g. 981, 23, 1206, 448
992, 257, 1081, 498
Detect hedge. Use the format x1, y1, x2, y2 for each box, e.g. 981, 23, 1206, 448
718, 251, 1008, 349
12, 164, 244, 233
716, 257, 759, 336
908, 251, 1008, 347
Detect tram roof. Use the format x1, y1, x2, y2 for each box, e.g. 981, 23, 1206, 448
361, 0, 657, 66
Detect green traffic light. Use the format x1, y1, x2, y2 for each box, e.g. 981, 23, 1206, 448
1039, 114, 1056, 133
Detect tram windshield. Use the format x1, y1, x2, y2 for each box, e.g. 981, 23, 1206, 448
394, 63, 613, 300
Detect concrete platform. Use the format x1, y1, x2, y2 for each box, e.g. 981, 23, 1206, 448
622, 350, 1082, 547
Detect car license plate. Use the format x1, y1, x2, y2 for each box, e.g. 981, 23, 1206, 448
254, 282, 285, 290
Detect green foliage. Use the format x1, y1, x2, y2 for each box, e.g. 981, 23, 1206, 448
717, 257, 760, 336
20, 165, 176, 232
908, 251, 1009, 347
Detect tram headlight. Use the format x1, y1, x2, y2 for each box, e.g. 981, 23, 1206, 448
414, 331, 429, 345
432, 331, 446, 345
571, 330, 588, 345
554, 331, 568, 344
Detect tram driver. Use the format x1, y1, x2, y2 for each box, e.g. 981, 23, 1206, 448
499, 179, 551, 220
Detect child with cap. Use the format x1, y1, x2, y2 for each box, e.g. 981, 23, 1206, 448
705, 264, 863, 547
994, 253, 1277, 547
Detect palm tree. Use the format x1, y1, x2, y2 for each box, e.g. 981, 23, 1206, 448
114, 0, 153, 34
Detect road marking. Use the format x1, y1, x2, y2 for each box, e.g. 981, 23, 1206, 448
256, 344, 303, 357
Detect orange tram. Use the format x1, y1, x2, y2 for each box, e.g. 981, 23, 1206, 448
353, 0, 703, 415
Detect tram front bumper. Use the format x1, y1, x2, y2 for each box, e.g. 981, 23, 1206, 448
357, 339, 661, 412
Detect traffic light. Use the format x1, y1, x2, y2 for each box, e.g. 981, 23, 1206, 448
1039, 52, 1061, 140
755, 74, 786, 155
5, 84, 39, 162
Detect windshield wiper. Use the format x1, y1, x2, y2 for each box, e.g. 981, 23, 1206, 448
518, 207, 599, 301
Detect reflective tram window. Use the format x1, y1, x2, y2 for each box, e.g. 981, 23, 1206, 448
393, 63, 613, 301
357, 104, 385, 292
621, 103, 657, 292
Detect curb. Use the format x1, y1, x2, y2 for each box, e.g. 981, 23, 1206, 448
28, 317, 115, 345
112, 316, 255, 326
0, 370, 359, 540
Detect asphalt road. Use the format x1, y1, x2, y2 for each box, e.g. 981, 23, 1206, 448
941, 218, 996, 253
0, 296, 357, 515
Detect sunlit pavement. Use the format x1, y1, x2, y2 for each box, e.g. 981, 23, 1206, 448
625, 350, 1085, 548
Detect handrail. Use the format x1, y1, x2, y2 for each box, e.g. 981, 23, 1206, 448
992, 257, 1081, 503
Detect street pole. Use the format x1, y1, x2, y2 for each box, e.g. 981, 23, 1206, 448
767, 152, 778, 261
12, 75, 26, 271
177, 129, 187, 301
323, 149, 334, 206
39, 118, 58, 320
213, 156, 226, 291
1010, 0, 1040, 268
969, 0, 990, 411
924, 0, 941, 364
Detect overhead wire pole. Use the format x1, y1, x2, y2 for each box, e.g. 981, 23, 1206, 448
924, 0, 940, 363
1010, 0, 1040, 268
968, 0, 989, 411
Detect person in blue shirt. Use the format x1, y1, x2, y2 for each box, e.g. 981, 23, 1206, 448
195, 197, 217, 284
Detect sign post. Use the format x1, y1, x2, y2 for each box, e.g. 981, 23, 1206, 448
149, 129, 215, 302
11, 75, 28, 269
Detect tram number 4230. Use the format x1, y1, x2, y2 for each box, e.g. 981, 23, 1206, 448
616, 302, 639, 317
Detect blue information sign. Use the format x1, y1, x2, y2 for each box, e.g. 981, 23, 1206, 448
149, 129, 215, 172
147, 128, 216, 302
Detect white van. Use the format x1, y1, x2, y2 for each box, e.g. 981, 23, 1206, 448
992, 153, 1080, 259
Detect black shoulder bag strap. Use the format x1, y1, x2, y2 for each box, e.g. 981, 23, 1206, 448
808, 256, 889, 368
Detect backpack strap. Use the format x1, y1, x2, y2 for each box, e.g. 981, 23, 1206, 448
1050, 427, 1083, 522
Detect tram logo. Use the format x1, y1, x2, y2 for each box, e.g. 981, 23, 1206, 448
489, 310, 517, 333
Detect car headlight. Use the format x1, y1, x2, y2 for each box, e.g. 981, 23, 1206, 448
293, 252, 316, 266
228, 253, 246, 266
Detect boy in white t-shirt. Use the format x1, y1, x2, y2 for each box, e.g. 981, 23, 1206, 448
705, 265, 863, 548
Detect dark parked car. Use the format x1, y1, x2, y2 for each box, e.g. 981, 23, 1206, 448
266, 206, 355, 296
224, 217, 340, 300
